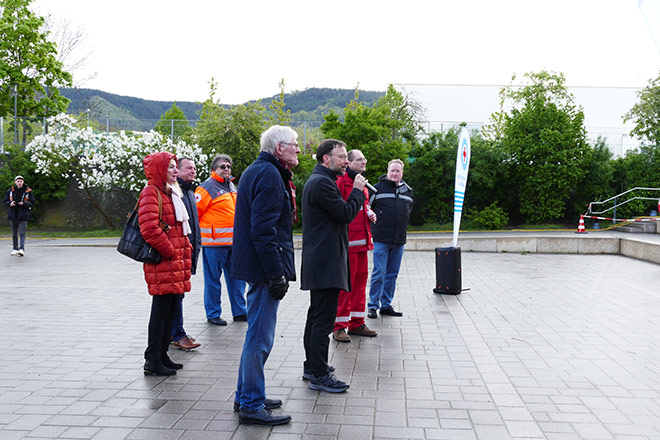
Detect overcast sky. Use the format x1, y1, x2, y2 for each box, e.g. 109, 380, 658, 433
31, 0, 660, 104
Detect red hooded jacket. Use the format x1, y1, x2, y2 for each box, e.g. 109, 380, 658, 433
138, 151, 191, 295
336, 172, 373, 253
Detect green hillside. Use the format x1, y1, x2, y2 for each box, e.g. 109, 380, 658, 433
61, 87, 385, 127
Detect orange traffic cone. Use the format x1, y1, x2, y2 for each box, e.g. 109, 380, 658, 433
576, 215, 587, 234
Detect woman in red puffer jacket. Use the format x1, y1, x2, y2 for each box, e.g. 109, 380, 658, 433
139, 151, 192, 376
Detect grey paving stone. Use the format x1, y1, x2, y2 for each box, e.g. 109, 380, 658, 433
4, 242, 660, 438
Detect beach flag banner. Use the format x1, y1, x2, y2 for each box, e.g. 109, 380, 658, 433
453, 127, 471, 247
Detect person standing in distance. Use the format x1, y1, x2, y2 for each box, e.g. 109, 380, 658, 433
171, 158, 202, 350
231, 125, 300, 425
4, 175, 34, 256
332, 150, 378, 342
195, 154, 247, 326
367, 159, 413, 319
301, 139, 367, 393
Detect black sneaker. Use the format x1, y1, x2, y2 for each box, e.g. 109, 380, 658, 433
308, 373, 349, 393
367, 309, 377, 319
302, 364, 335, 381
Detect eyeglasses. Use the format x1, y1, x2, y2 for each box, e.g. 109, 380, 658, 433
354, 158, 367, 163
217, 164, 232, 170
281, 142, 299, 148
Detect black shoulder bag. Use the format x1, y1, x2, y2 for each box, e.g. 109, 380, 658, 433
117, 186, 169, 264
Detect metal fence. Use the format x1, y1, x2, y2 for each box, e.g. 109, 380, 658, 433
0, 117, 327, 153
0, 116, 640, 157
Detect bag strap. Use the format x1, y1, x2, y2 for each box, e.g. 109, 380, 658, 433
132, 185, 163, 222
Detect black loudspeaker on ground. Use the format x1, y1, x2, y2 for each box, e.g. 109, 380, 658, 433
434, 246, 462, 295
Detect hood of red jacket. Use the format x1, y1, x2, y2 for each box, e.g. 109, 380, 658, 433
143, 151, 176, 189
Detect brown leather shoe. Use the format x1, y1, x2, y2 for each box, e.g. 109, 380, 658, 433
332, 329, 351, 343
173, 335, 201, 350
348, 324, 378, 337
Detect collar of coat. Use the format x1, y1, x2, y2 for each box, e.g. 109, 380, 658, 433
258, 152, 293, 183
313, 163, 340, 181
211, 170, 235, 184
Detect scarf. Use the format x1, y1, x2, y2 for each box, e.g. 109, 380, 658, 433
277, 159, 298, 223
167, 182, 191, 236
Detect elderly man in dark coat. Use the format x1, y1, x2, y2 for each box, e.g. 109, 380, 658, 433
231, 125, 300, 426
301, 138, 368, 393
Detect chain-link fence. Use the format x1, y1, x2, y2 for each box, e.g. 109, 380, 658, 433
0, 116, 639, 157
0, 117, 327, 153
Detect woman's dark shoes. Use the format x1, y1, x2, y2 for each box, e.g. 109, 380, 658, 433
143, 360, 176, 376
161, 355, 183, 370
238, 408, 291, 425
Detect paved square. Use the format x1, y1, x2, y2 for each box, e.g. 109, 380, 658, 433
2, 240, 660, 439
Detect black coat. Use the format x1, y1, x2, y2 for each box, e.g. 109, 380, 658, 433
4, 185, 34, 222
301, 165, 365, 291
177, 177, 202, 275
370, 176, 413, 245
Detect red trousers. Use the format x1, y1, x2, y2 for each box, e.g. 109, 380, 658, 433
334, 251, 368, 331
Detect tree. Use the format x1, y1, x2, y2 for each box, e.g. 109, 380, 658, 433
154, 102, 192, 139
193, 79, 267, 178
269, 78, 291, 125
624, 71, 660, 148
27, 114, 207, 228
42, 13, 96, 87
320, 85, 422, 183
493, 71, 590, 224
0, 0, 72, 143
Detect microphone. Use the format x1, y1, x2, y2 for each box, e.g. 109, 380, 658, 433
347, 168, 377, 193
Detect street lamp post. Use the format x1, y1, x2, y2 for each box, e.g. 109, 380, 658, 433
10, 84, 17, 145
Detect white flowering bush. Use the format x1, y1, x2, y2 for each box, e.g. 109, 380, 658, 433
28, 113, 207, 192
26, 113, 208, 227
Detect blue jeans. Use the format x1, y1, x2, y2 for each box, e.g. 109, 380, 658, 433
170, 294, 186, 341
202, 246, 247, 319
235, 283, 279, 411
368, 242, 405, 310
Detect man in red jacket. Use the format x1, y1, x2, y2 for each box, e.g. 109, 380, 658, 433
332, 149, 378, 342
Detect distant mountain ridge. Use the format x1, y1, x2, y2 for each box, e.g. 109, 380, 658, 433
60, 87, 385, 123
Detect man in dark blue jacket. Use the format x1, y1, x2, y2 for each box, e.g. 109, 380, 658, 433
301, 139, 367, 393
367, 159, 413, 318
171, 158, 202, 351
231, 125, 300, 426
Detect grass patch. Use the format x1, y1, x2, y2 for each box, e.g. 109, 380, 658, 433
0, 226, 120, 238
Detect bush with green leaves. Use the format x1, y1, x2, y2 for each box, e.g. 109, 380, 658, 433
489, 71, 590, 224
468, 201, 509, 230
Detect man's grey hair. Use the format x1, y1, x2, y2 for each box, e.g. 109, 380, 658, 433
260, 125, 298, 154
211, 154, 232, 171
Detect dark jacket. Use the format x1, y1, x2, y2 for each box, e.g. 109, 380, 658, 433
301, 164, 365, 291
139, 152, 192, 296
177, 177, 202, 275
4, 185, 35, 221
370, 176, 413, 245
231, 152, 296, 284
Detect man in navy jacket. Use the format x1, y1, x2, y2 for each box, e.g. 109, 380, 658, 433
301, 139, 367, 393
231, 125, 300, 426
